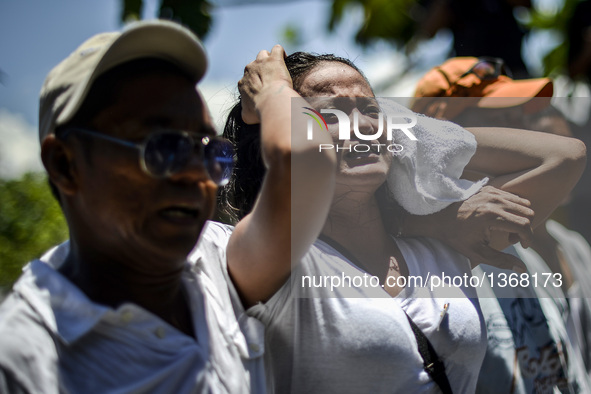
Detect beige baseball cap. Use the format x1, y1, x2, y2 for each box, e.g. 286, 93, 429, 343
39, 19, 207, 143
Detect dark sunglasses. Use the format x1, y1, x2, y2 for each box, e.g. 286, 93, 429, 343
457, 57, 512, 82
60, 128, 234, 186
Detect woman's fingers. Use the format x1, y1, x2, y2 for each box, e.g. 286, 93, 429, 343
458, 185, 535, 248
256, 49, 270, 61
488, 211, 534, 248
239, 45, 291, 125
269, 44, 286, 59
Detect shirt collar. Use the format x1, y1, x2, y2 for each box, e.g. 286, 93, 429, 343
16, 242, 202, 346
14, 241, 111, 344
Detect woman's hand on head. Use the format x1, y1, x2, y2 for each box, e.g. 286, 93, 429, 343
227, 47, 336, 307
238, 45, 294, 124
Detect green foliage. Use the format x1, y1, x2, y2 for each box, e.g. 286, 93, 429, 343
526, 0, 579, 76
121, 0, 213, 39
543, 40, 569, 77
0, 173, 68, 290
121, 0, 143, 22
329, 0, 419, 47
527, 0, 577, 30
327, 0, 581, 78
160, 0, 213, 40
281, 24, 303, 50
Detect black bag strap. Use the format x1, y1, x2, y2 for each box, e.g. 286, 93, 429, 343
405, 312, 453, 394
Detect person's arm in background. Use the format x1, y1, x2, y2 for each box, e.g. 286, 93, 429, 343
384, 127, 585, 270
389, 185, 535, 270
226, 46, 337, 307
465, 127, 585, 248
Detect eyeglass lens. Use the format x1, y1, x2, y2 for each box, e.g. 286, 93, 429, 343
471, 62, 499, 80
466, 57, 512, 80
202, 137, 234, 186
143, 133, 233, 185
144, 133, 193, 177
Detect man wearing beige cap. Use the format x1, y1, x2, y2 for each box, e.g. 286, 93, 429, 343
0, 20, 264, 393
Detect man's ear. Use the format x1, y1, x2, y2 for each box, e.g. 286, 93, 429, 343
41, 134, 78, 196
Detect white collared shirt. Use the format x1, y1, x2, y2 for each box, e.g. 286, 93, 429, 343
0, 222, 265, 393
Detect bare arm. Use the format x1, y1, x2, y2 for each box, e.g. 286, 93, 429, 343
226, 46, 336, 307
401, 186, 534, 270
465, 127, 586, 249
391, 126, 585, 269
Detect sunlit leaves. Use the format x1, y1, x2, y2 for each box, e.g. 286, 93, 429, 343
0, 173, 67, 290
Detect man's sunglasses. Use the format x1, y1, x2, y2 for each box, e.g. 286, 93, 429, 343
457, 57, 512, 82
60, 128, 235, 186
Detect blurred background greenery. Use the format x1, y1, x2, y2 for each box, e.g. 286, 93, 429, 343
0, 173, 67, 295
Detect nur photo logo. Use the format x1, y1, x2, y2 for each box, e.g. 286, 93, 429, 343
302, 106, 418, 153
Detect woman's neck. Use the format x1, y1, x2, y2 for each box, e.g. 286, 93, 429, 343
321, 193, 408, 297
323, 192, 385, 242
322, 193, 396, 275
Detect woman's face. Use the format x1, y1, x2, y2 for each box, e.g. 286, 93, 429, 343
299, 62, 392, 196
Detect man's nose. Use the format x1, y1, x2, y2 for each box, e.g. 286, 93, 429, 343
167, 150, 213, 185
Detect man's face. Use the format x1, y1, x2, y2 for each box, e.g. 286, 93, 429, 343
68, 71, 217, 270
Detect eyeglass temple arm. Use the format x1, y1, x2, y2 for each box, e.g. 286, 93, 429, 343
61, 128, 140, 149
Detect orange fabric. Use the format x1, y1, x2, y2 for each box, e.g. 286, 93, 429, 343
411, 57, 553, 119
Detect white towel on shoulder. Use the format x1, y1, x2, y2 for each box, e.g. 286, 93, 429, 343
378, 98, 488, 215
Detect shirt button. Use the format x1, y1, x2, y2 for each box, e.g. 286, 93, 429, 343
121, 311, 133, 324
155, 327, 166, 339
248, 343, 260, 353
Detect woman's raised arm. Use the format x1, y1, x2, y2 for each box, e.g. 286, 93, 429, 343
226, 45, 336, 307
465, 127, 586, 249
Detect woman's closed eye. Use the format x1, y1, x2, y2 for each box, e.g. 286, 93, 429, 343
362, 105, 381, 119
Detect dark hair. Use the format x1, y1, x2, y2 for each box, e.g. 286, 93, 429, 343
217, 52, 370, 224
285, 52, 371, 94
48, 58, 196, 202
